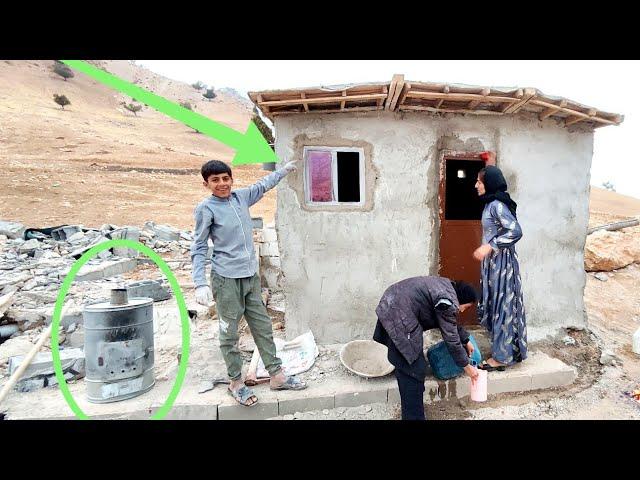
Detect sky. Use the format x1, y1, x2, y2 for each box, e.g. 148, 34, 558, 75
138, 60, 640, 199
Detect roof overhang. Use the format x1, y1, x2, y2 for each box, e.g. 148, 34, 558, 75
248, 74, 623, 129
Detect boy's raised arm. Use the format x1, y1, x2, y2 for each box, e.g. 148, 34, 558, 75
238, 159, 298, 207
190, 203, 213, 288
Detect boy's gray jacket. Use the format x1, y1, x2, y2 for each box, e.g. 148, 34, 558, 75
191, 168, 287, 287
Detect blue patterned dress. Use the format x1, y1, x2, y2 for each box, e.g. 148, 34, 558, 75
478, 200, 528, 365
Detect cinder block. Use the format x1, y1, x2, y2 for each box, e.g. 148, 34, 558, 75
262, 256, 281, 268
531, 368, 576, 390
127, 279, 171, 302
106, 259, 137, 277
260, 242, 279, 257
218, 401, 278, 420
164, 404, 218, 420
9, 348, 84, 380
110, 227, 141, 258
73, 258, 137, 281
487, 372, 533, 395
335, 389, 388, 408
261, 267, 280, 290
262, 229, 278, 243
387, 387, 400, 404
278, 395, 334, 415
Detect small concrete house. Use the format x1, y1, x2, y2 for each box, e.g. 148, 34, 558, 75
249, 75, 623, 344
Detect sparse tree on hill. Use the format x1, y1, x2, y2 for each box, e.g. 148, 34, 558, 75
251, 106, 274, 146
53, 62, 74, 81
602, 180, 616, 192
180, 102, 201, 133
202, 88, 216, 101
191, 81, 205, 90
123, 102, 143, 116
53, 94, 71, 110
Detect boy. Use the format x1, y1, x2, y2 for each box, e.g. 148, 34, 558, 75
191, 159, 306, 407
373, 276, 479, 420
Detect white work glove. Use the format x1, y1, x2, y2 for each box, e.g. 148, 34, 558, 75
280, 159, 298, 174
195, 285, 213, 306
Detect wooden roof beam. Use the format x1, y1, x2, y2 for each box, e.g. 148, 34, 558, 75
385, 74, 405, 111
435, 86, 450, 109
532, 99, 617, 125
407, 90, 520, 104
257, 92, 388, 107
565, 108, 597, 126
378, 85, 388, 108
501, 88, 536, 114
467, 88, 490, 109
539, 99, 567, 120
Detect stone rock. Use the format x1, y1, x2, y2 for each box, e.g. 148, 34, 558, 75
21, 278, 38, 291
599, 350, 617, 366
66, 322, 77, 334
0, 221, 25, 240
0, 291, 16, 318
585, 230, 640, 272
51, 226, 82, 241
8, 347, 84, 379
198, 380, 214, 394
18, 239, 40, 254
562, 336, 576, 346
322, 409, 329, 415
365, 405, 373, 412
110, 227, 141, 257
0, 336, 34, 367
145, 222, 180, 242
66, 328, 84, 348
594, 272, 609, 282
67, 231, 86, 243
15, 377, 45, 392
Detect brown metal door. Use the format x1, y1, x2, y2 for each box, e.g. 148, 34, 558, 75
438, 153, 486, 325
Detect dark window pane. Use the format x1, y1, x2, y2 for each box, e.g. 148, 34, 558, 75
337, 151, 360, 202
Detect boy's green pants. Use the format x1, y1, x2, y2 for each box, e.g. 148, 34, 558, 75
210, 270, 282, 380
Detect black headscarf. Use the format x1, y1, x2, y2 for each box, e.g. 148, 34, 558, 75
479, 165, 518, 218
450, 280, 478, 305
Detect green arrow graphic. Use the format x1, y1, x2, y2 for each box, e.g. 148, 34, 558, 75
61, 60, 278, 166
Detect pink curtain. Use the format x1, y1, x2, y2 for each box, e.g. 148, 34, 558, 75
308, 150, 333, 202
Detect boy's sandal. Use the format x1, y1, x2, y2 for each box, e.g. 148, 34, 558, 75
228, 385, 258, 406
478, 361, 506, 372
270, 375, 307, 391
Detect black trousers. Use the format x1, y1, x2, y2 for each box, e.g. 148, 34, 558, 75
394, 356, 427, 421
374, 320, 428, 421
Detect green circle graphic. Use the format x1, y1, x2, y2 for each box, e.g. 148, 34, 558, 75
50, 239, 190, 420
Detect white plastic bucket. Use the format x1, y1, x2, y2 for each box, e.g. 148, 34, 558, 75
470, 369, 488, 402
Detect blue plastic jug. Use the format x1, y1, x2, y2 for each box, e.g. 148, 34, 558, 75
426, 334, 482, 380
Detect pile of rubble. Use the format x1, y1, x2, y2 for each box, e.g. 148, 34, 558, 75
0, 217, 286, 394
0, 220, 193, 335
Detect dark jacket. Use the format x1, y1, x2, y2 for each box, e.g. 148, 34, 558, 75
373, 276, 470, 368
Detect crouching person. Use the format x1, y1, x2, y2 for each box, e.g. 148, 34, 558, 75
191, 159, 307, 407
373, 276, 479, 420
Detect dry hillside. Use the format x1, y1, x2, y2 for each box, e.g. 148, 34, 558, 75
0, 60, 273, 229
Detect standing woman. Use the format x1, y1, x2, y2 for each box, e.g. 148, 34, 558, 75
473, 162, 527, 370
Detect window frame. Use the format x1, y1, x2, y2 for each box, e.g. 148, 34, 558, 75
303, 146, 366, 206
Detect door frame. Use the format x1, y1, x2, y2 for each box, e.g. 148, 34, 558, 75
437, 149, 488, 325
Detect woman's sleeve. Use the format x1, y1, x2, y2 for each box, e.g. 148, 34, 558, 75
488, 202, 522, 250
